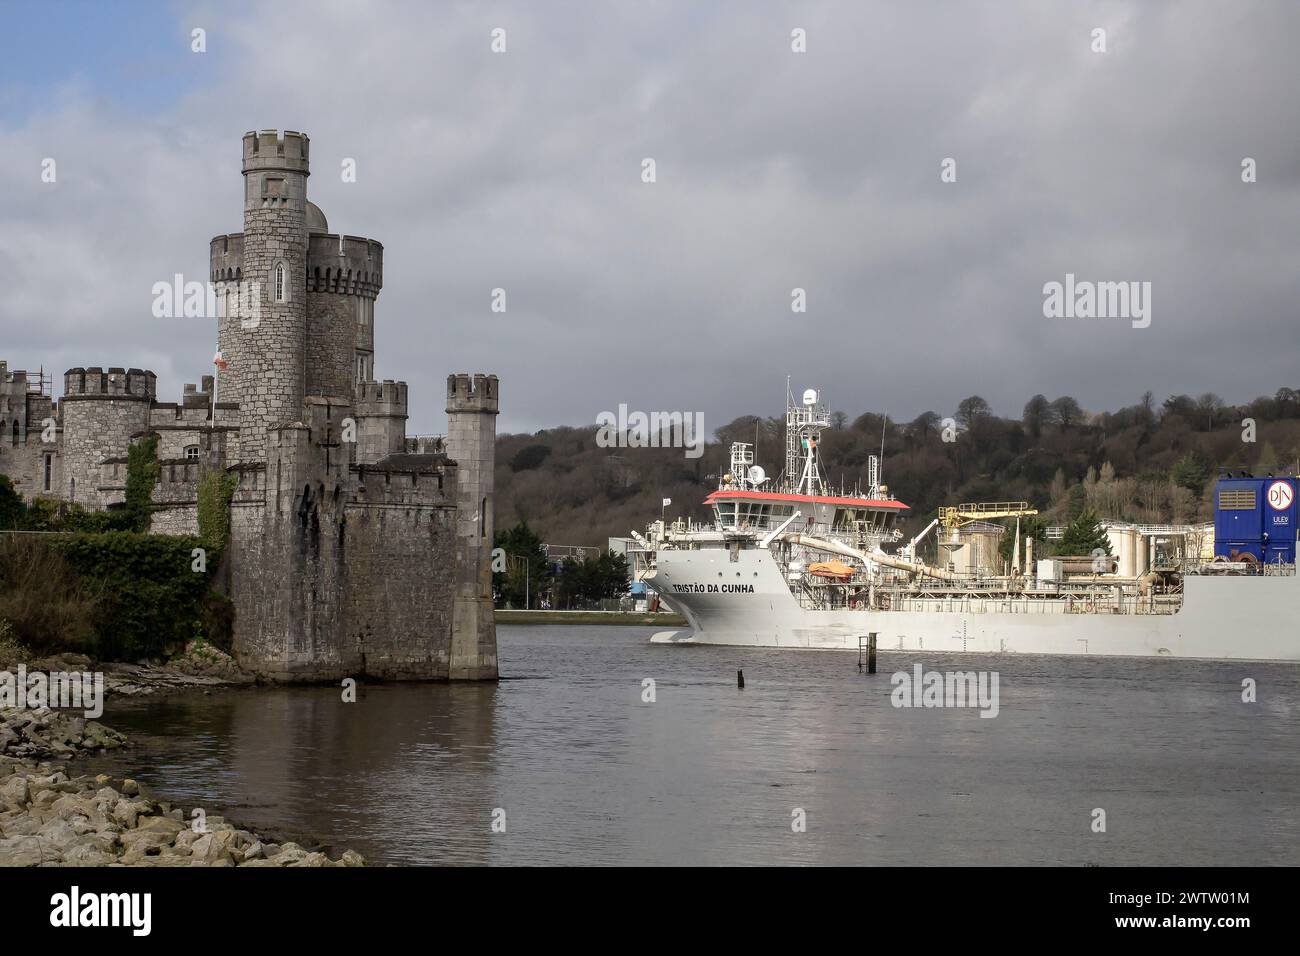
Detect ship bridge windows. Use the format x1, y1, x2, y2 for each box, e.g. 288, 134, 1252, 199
714, 499, 794, 531
833, 507, 896, 532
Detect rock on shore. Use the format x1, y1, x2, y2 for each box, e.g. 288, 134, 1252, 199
3, 642, 256, 701
0, 707, 364, 868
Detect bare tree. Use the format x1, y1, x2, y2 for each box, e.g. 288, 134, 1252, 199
1195, 392, 1224, 431
1050, 396, 1082, 429
956, 395, 992, 428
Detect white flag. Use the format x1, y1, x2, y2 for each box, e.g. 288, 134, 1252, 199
662, 498, 671, 507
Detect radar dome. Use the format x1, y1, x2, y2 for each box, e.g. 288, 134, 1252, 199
802, 388, 818, 406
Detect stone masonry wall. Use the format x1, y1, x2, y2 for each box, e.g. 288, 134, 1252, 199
59, 397, 150, 509
445, 374, 499, 680
228, 453, 459, 679
305, 290, 359, 401
150, 504, 200, 536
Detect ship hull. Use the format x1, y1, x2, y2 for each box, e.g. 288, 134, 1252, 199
646, 547, 1300, 661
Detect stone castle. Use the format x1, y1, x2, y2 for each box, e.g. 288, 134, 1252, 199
0, 130, 498, 682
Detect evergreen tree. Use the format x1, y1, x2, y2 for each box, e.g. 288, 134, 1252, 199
1066, 483, 1087, 521
1171, 452, 1211, 496
492, 522, 551, 608
1054, 509, 1112, 557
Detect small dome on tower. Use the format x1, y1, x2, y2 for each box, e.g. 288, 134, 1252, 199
305, 201, 329, 233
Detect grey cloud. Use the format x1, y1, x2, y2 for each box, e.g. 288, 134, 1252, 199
2, 0, 1298, 436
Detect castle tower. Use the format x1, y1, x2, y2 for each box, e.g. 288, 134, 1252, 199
218, 130, 311, 462
59, 367, 155, 508
354, 380, 407, 464
306, 233, 382, 400
445, 373, 499, 681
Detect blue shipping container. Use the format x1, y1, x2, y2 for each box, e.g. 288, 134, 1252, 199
1213, 476, 1297, 564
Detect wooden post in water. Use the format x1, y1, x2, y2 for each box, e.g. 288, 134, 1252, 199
737, 669, 745, 689
868, 632, 877, 674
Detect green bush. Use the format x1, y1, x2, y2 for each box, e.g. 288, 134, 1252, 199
52, 531, 220, 661
197, 470, 238, 550
124, 433, 161, 532
20, 497, 134, 533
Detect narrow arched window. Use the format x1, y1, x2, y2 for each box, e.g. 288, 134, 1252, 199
274, 262, 287, 303
10, 419, 18, 446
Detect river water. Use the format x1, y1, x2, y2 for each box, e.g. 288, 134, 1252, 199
85, 625, 1300, 865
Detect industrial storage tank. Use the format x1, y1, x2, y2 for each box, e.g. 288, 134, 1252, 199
945, 522, 1005, 576
1105, 524, 1149, 578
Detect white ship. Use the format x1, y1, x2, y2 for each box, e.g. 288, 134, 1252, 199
630, 386, 1300, 662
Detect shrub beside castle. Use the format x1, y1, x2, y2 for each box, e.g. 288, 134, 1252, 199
0, 438, 231, 662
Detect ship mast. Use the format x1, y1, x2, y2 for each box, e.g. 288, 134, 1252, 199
783, 382, 829, 496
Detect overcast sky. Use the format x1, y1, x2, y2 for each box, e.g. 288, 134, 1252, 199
2, 0, 1298, 436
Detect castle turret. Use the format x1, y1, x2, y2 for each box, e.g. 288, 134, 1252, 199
445, 373, 499, 680
217, 130, 311, 462
307, 234, 382, 400
59, 366, 155, 508
354, 380, 407, 464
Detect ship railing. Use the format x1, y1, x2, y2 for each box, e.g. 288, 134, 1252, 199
1188, 560, 1295, 576
868, 586, 1183, 616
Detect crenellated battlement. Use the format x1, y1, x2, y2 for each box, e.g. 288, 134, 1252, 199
306, 235, 383, 296
356, 379, 407, 411
242, 129, 310, 175
62, 367, 156, 400
349, 458, 456, 509
446, 373, 500, 413
209, 233, 244, 281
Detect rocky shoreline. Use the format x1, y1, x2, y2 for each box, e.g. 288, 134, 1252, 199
0, 704, 365, 868
2, 639, 256, 702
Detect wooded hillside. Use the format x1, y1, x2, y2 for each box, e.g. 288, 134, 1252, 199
494, 389, 1300, 549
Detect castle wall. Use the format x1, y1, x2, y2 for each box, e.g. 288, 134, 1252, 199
339, 487, 457, 679
150, 504, 200, 536
0, 364, 61, 499
0, 418, 59, 500
305, 291, 360, 400
228, 415, 459, 681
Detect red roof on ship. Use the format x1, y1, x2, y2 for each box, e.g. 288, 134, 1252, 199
704, 489, 910, 511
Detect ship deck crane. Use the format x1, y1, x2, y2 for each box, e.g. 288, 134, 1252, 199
938, 501, 1039, 531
